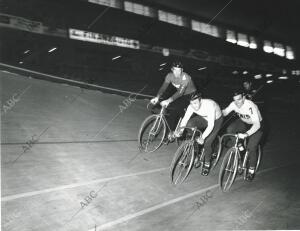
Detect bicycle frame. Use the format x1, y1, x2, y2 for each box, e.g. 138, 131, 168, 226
147, 103, 172, 132
220, 133, 250, 174
176, 126, 202, 144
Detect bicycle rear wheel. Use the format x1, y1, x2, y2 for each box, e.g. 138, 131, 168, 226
138, 115, 166, 153
219, 147, 238, 192
243, 145, 262, 179
211, 136, 222, 170
170, 141, 195, 185
256, 145, 262, 172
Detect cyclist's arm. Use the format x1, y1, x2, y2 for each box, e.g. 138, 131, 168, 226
157, 74, 171, 98
178, 105, 193, 131
202, 107, 215, 140
222, 102, 234, 116
246, 107, 261, 136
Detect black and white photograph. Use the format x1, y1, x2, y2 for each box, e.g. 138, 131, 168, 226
1, 0, 300, 230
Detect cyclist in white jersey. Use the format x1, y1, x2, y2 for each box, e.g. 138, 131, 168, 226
222, 90, 263, 181
174, 93, 223, 176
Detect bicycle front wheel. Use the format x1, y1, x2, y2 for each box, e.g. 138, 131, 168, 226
211, 136, 222, 170
138, 115, 166, 153
170, 141, 195, 185
219, 147, 238, 192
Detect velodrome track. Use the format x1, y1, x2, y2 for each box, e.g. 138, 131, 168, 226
1, 68, 300, 231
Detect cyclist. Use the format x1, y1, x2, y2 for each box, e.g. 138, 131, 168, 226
222, 90, 263, 181
174, 93, 223, 176
150, 61, 197, 138
243, 79, 257, 100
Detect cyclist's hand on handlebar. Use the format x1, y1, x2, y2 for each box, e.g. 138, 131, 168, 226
174, 129, 183, 138
196, 136, 204, 145
150, 97, 159, 105
160, 98, 172, 107
237, 133, 248, 139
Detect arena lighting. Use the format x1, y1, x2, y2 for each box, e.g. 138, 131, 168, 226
243, 71, 248, 75
198, 67, 207, 71
24, 50, 30, 54
278, 76, 288, 80
162, 48, 170, 56
254, 74, 262, 79
249, 43, 257, 49
292, 70, 300, 76
48, 47, 57, 53
159, 63, 167, 66
158, 67, 164, 71
226, 38, 237, 44
266, 80, 273, 84
232, 70, 239, 75
112, 55, 121, 60
19, 61, 23, 64
266, 74, 273, 77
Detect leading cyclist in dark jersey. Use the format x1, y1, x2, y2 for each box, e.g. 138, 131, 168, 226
150, 61, 197, 136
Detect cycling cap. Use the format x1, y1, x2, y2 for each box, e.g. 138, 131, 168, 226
190, 92, 202, 101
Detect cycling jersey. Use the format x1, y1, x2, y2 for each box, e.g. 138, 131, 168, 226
180, 99, 222, 140
157, 72, 196, 101
223, 99, 262, 136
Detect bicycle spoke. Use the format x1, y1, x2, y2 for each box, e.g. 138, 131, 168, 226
224, 152, 234, 190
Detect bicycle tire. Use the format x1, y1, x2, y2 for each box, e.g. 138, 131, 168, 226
243, 145, 262, 179
211, 136, 222, 170
256, 145, 262, 172
219, 147, 238, 192
170, 141, 195, 185
138, 114, 166, 153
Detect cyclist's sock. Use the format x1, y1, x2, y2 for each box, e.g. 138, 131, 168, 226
204, 162, 210, 167
248, 167, 255, 174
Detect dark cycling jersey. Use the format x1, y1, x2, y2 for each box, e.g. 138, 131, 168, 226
157, 72, 196, 101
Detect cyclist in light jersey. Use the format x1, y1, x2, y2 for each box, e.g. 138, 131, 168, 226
222, 90, 263, 181
174, 93, 223, 176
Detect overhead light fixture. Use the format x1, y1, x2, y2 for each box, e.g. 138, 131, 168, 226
19, 61, 23, 64
24, 50, 30, 54
198, 67, 207, 71
266, 74, 273, 77
48, 47, 57, 53
162, 48, 170, 57
226, 38, 237, 44
243, 71, 248, 75
278, 76, 288, 80
254, 74, 262, 79
112, 55, 121, 60
266, 80, 273, 84
249, 43, 257, 49
158, 68, 164, 71
160, 63, 167, 67
232, 70, 239, 75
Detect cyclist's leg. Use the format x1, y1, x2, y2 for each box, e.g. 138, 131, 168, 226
203, 116, 223, 162
247, 130, 263, 169
167, 94, 192, 131
225, 119, 247, 147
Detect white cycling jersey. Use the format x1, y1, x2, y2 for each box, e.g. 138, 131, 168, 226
180, 99, 222, 140
223, 99, 262, 136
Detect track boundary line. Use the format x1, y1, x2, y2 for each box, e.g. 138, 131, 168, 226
89, 162, 296, 230
1, 167, 169, 202
1, 139, 138, 146
0, 63, 153, 98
